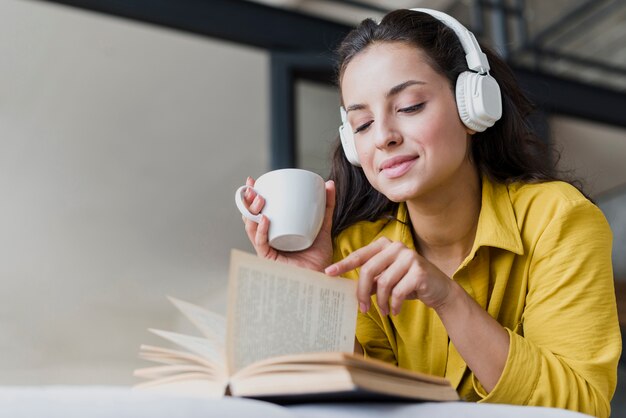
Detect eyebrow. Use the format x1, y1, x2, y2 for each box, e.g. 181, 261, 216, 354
345, 80, 426, 113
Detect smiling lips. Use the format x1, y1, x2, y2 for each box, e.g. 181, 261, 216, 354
379, 155, 419, 179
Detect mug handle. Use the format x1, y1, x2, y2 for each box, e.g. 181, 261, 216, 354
235, 185, 263, 223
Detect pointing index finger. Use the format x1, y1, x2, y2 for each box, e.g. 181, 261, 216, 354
325, 238, 388, 276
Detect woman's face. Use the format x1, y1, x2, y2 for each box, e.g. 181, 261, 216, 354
340, 42, 475, 203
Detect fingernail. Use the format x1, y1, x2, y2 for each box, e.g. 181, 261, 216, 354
359, 302, 367, 313
325, 265, 338, 275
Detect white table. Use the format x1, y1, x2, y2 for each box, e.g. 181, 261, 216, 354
0, 386, 593, 418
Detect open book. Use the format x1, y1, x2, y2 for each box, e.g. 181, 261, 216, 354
134, 249, 459, 403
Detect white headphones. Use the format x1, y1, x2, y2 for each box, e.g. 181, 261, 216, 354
338, 8, 502, 166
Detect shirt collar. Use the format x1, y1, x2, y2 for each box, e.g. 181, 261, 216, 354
471, 176, 524, 256
392, 176, 524, 257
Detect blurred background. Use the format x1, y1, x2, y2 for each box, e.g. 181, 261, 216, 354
0, 0, 624, 414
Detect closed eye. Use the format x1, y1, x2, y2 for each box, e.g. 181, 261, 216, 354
354, 121, 373, 134
354, 103, 423, 133
399, 103, 425, 113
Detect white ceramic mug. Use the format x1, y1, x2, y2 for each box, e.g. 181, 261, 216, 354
235, 169, 326, 252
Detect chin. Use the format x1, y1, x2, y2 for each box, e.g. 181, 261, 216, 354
372, 170, 423, 202
381, 187, 418, 203
368, 173, 422, 203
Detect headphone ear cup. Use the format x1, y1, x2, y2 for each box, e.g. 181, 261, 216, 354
455, 71, 476, 130
339, 121, 361, 166
456, 71, 502, 132
456, 71, 482, 132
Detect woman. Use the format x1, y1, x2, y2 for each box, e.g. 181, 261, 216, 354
242, 8, 621, 416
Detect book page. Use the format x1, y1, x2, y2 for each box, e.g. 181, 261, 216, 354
168, 296, 226, 342
138, 344, 220, 369
226, 250, 358, 374
149, 329, 225, 367
134, 364, 215, 379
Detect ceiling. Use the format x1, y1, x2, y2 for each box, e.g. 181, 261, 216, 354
249, 0, 626, 92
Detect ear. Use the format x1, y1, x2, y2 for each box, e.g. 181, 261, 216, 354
465, 126, 477, 136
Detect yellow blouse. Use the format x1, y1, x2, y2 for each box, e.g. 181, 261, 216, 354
333, 177, 621, 417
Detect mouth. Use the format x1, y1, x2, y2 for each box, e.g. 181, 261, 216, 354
379, 155, 419, 179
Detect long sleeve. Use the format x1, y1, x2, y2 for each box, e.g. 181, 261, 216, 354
474, 199, 621, 417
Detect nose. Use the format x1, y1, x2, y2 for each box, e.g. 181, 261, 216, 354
373, 116, 402, 150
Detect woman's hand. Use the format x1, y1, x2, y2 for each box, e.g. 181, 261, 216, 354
325, 237, 454, 315
327, 237, 510, 393
242, 176, 335, 272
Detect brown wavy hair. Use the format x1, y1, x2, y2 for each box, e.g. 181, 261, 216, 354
329, 9, 569, 238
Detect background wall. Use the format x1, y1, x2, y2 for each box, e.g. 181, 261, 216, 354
0, 0, 265, 384
296, 79, 339, 178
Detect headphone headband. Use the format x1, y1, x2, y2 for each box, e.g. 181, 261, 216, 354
410, 8, 490, 74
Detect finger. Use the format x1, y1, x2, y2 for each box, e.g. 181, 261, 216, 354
249, 194, 265, 216
354, 240, 400, 312
244, 177, 257, 206
254, 215, 272, 257
319, 180, 336, 236
374, 246, 413, 316
244, 213, 259, 244
363, 276, 379, 311
244, 189, 257, 206
389, 264, 420, 316
325, 237, 390, 277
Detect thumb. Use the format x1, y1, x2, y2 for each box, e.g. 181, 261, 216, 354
320, 180, 336, 235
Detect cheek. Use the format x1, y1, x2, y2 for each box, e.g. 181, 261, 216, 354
438, 132, 471, 167
355, 140, 375, 168
359, 150, 378, 180
422, 109, 470, 161
354, 147, 383, 189
434, 102, 467, 142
